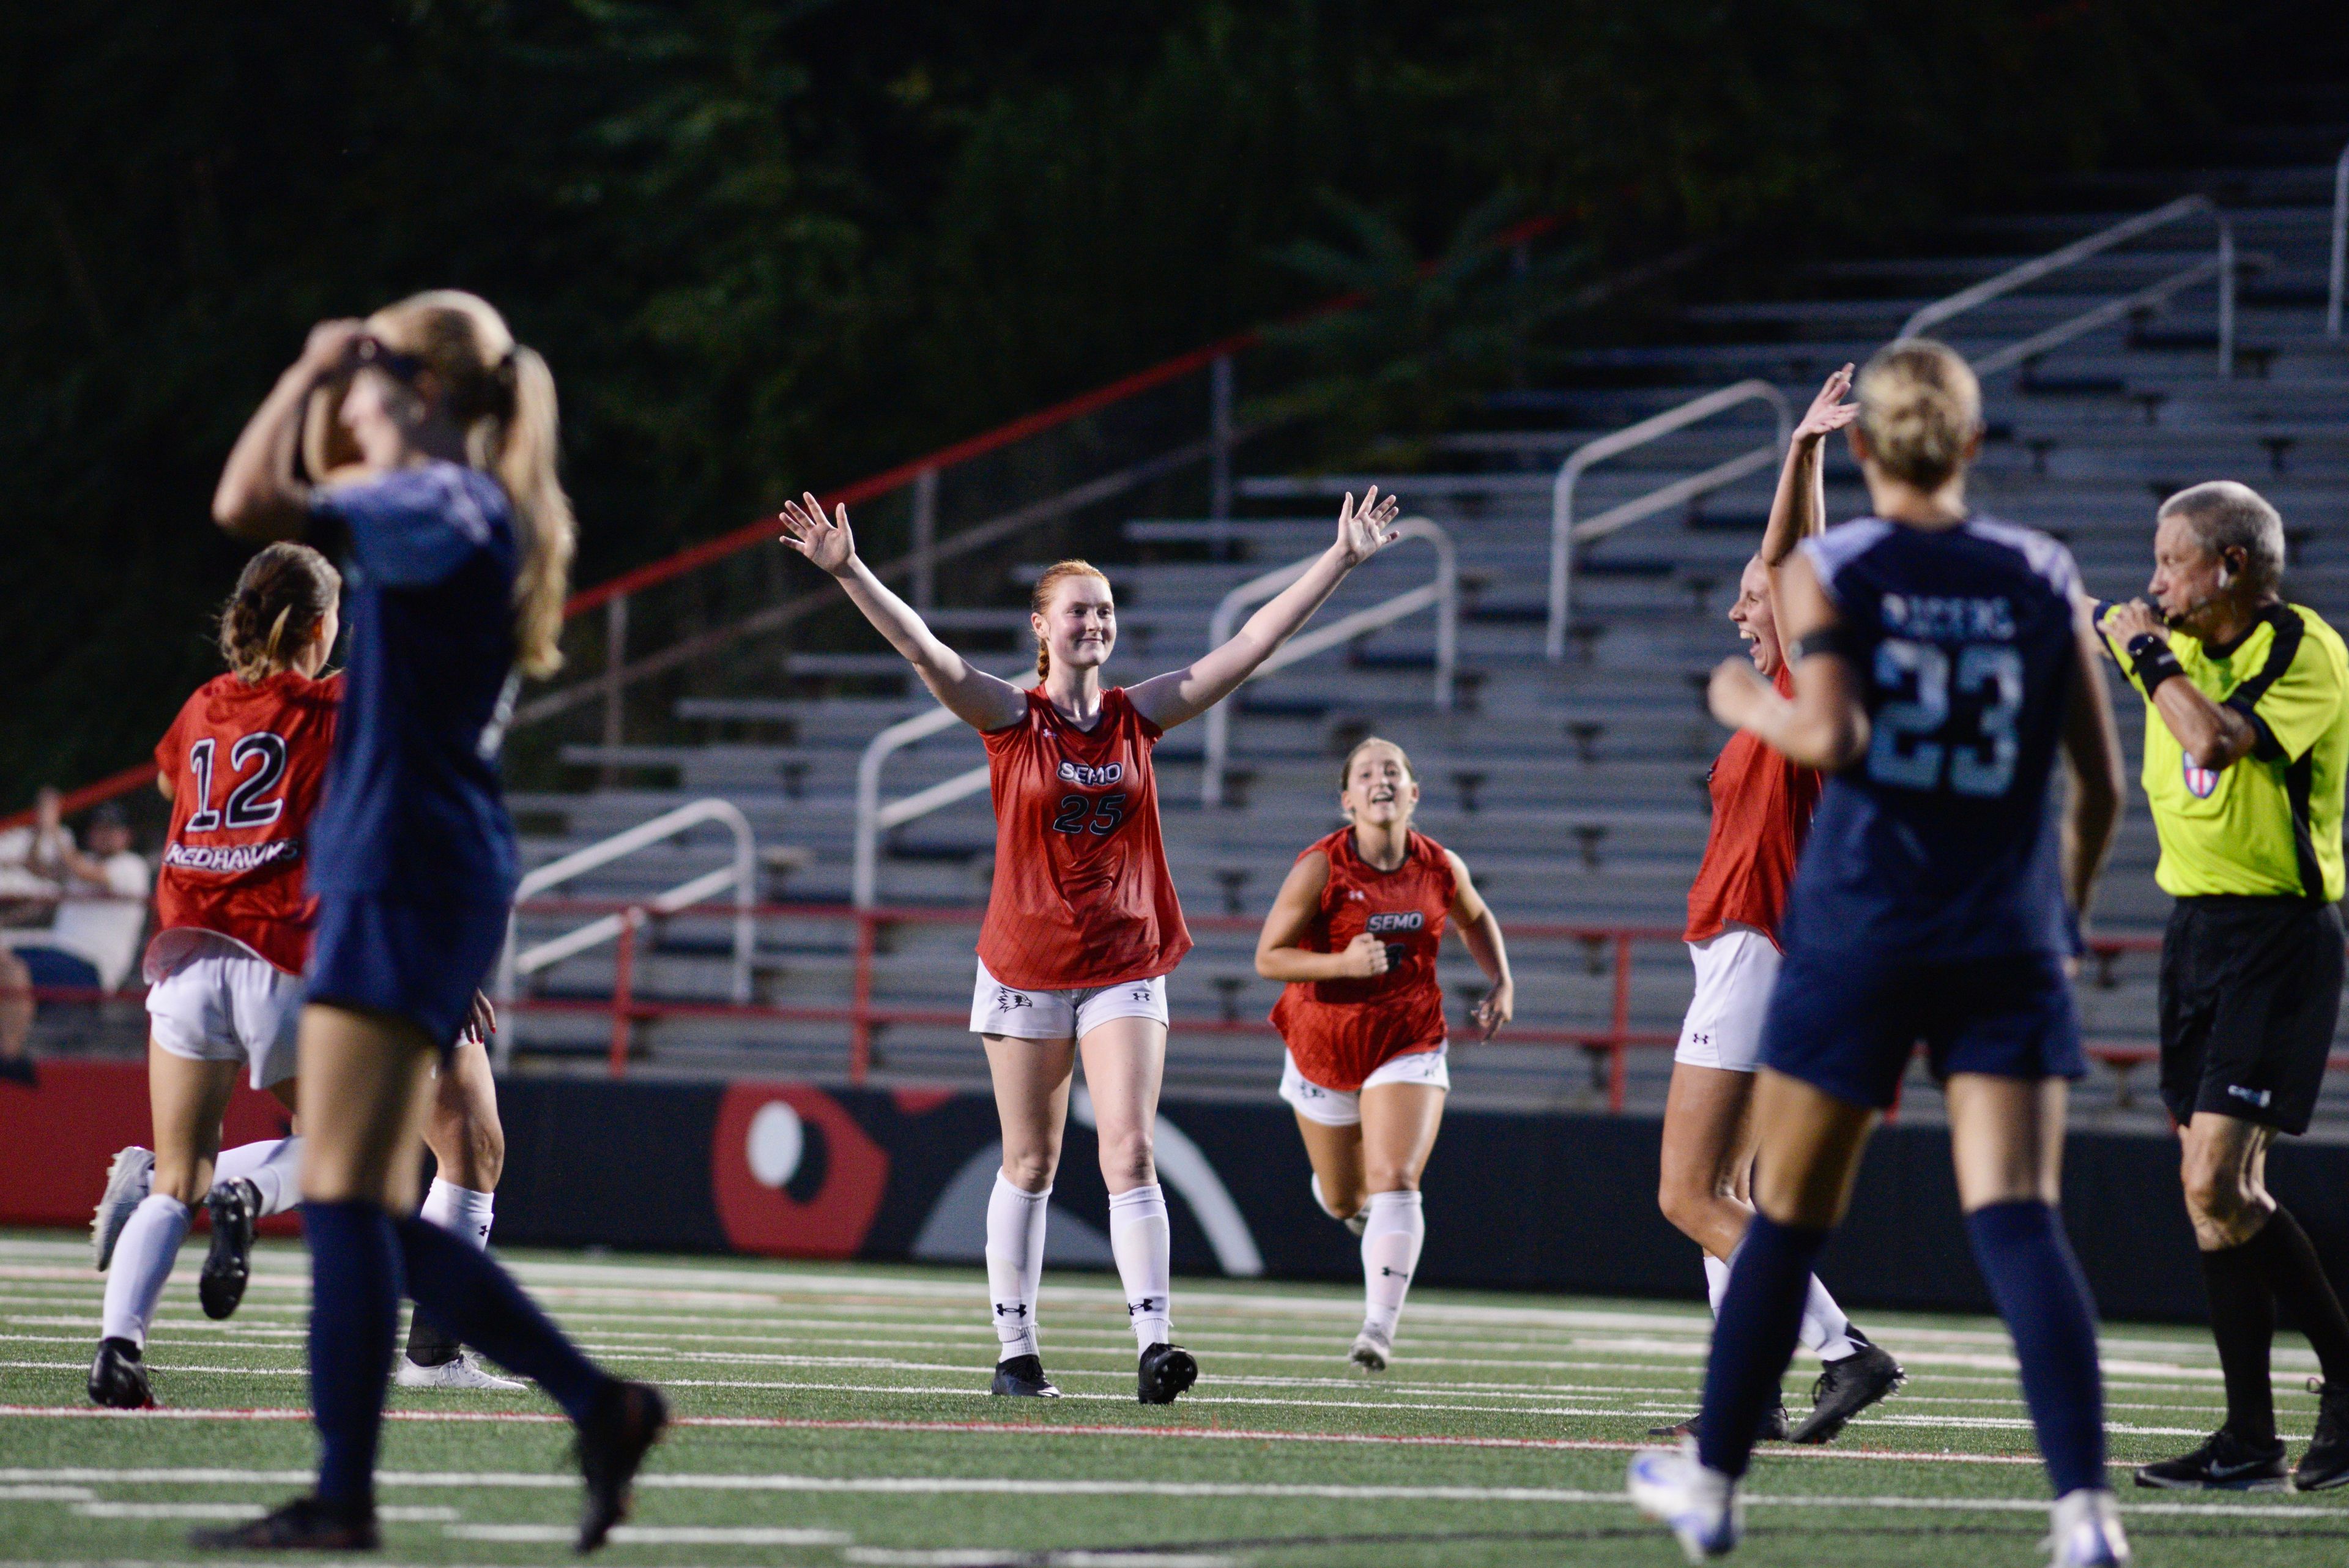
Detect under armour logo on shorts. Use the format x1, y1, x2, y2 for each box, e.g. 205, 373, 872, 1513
1130, 987, 1153, 1002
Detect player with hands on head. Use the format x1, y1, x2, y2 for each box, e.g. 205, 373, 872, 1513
780, 483, 1403, 1403
1631, 340, 2129, 1567
198, 294, 663, 1553
1654, 366, 1903, 1446
1255, 736, 1512, 1373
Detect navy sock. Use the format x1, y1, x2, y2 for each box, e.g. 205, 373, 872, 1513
302, 1200, 402, 1507
1964, 1200, 2106, 1496
395, 1214, 606, 1422
1696, 1213, 1827, 1479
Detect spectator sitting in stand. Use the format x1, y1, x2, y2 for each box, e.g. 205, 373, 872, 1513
5, 793, 152, 1004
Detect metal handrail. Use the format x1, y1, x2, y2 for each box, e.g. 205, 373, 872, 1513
851, 664, 1037, 910
494, 798, 756, 1046
1201, 518, 1456, 809
2329, 138, 2347, 339
1972, 252, 2249, 379
1546, 381, 1790, 658
1896, 195, 2214, 340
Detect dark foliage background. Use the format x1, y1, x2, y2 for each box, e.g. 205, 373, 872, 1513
0, 0, 2322, 803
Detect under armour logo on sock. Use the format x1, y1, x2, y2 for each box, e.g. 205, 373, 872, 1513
995, 1302, 1029, 1319
1127, 1297, 1164, 1317
1379, 1267, 1410, 1281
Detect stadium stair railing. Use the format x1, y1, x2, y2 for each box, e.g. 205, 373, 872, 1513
2330, 135, 2348, 338
1545, 381, 1792, 658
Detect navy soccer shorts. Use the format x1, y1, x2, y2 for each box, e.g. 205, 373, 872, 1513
306, 891, 509, 1053
1760, 949, 2085, 1110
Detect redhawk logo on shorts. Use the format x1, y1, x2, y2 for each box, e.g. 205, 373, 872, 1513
1365, 912, 1423, 934
2182, 756, 2219, 798
995, 989, 1033, 1009
1057, 760, 1124, 787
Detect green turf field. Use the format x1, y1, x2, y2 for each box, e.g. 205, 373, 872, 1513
0, 1232, 2341, 1566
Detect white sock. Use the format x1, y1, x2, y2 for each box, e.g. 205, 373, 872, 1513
985, 1175, 1050, 1360
100, 1194, 190, 1347
1798, 1274, 1858, 1363
1360, 1190, 1424, 1340
1107, 1183, 1173, 1351
418, 1178, 495, 1250
213, 1136, 302, 1217
1703, 1254, 1730, 1317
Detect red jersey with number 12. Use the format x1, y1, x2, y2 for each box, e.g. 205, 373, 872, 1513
1684, 663, 1822, 946
147, 671, 343, 977
1270, 828, 1457, 1092
975, 687, 1191, 990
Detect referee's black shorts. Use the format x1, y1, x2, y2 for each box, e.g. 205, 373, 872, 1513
2159, 896, 2344, 1135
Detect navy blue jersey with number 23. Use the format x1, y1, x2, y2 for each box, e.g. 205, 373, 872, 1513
1779, 516, 2084, 962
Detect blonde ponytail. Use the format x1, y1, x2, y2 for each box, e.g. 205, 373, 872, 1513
1855, 338, 1980, 490
218, 543, 341, 683
366, 291, 576, 679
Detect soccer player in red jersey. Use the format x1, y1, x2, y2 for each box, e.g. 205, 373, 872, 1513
87, 543, 515, 1408
1650, 368, 1906, 1444
1255, 737, 1513, 1372
780, 485, 1402, 1403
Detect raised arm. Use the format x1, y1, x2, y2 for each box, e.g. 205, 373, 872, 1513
1444, 849, 1513, 1041
776, 494, 1027, 732
214, 322, 365, 543
1708, 552, 1869, 771
2057, 601, 2128, 920
1255, 853, 1387, 984
1128, 489, 1401, 730
1759, 365, 1857, 570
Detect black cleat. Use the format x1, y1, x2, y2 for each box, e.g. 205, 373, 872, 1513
576, 1378, 669, 1551
1646, 1401, 1790, 1441
1136, 1342, 1198, 1405
990, 1354, 1061, 1397
2294, 1379, 2349, 1492
2134, 1428, 2289, 1490
190, 1493, 379, 1551
87, 1337, 155, 1410
1789, 1342, 1906, 1444
198, 1178, 260, 1321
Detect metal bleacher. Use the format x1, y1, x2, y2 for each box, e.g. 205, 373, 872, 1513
502, 123, 2349, 1128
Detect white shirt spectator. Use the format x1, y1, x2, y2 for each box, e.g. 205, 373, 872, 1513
0, 824, 66, 902
46, 851, 152, 991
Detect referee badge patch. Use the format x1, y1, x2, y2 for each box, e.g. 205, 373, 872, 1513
2181, 756, 2219, 798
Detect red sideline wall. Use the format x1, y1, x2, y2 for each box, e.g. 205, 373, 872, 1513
4, 1061, 298, 1233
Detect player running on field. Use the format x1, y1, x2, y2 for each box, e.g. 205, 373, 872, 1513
780, 485, 1404, 1403
1255, 736, 1513, 1373
1629, 340, 2129, 1566
1651, 366, 1904, 1444
87, 545, 519, 1405
201, 293, 664, 1552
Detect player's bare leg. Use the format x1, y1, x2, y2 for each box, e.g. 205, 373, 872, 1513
399, 1038, 522, 1389
1078, 1014, 1195, 1402
979, 1033, 1076, 1395
91, 1045, 239, 1407
1345, 1081, 1442, 1371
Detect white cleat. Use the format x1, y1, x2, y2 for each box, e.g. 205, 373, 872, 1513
92, 1146, 154, 1272
1628, 1443, 1742, 1563
1349, 1325, 1392, 1375
2046, 1488, 2129, 1567
395, 1351, 525, 1391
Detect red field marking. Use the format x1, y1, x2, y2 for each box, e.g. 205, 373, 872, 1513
0, 1404, 2048, 1465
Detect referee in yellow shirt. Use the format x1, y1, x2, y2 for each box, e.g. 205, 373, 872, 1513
2095, 480, 2349, 1491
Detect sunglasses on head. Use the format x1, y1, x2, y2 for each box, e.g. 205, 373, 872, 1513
352, 337, 426, 382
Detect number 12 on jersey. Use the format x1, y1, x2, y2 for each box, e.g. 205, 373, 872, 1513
1867, 639, 2022, 797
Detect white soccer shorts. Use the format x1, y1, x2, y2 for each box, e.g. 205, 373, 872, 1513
1279, 1045, 1451, 1128
145, 933, 303, 1090
1674, 922, 1781, 1073
969, 960, 1170, 1041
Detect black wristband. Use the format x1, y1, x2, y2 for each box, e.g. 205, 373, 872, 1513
2126, 633, 2184, 695
1786, 622, 1863, 666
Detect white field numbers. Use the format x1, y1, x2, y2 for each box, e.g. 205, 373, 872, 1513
1866, 639, 2024, 797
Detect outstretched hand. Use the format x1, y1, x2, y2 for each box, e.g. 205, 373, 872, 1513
1795, 364, 1859, 445
1334, 486, 1403, 567
461, 989, 496, 1049
776, 492, 856, 576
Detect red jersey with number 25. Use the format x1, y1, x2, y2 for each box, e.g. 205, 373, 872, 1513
1684, 663, 1822, 946
1271, 827, 1457, 1091
975, 687, 1192, 991
147, 671, 343, 977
